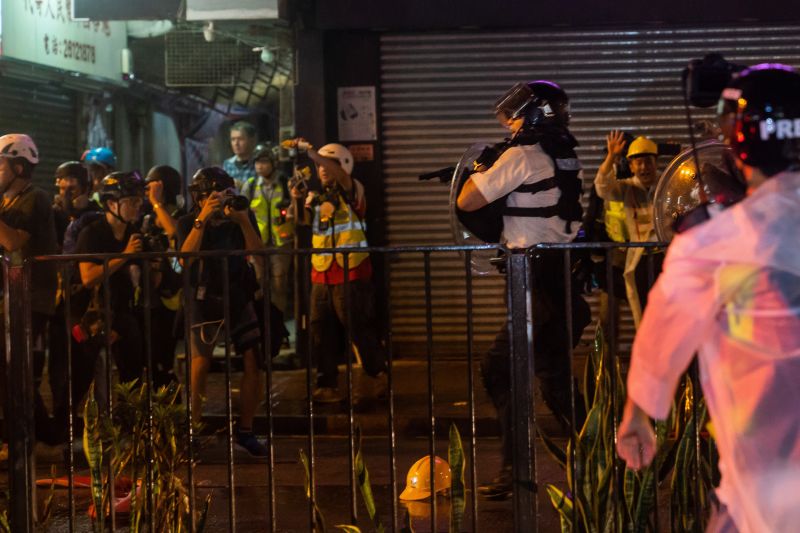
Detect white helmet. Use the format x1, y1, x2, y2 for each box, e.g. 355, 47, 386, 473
0, 134, 39, 165
317, 143, 354, 175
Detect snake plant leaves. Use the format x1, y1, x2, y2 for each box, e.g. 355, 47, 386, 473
448, 423, 466, 533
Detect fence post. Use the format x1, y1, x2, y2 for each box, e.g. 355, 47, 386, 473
4, 263, 36, 532
507, 253, 536, 531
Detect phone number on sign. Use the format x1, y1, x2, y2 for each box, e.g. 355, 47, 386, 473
44, 35, 96, 64
64, 40, 96, 63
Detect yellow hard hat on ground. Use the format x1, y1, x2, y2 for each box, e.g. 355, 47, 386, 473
627, 136, 658, 159
399, 455, 451, 501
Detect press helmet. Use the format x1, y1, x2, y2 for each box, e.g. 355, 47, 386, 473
83, 147, 117, 169
717, 63, 800, 176
189, 166, 235, 197
145, 165, 183, 206
55, 161, 90, 192
494, 80, 571, 128
0, 134, 39, 181
99, 171, 145, 207
317, 143, 354, 175
399, 456, 451, 501
253, 143, 277, 165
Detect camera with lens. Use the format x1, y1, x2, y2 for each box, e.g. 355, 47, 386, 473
138, 213, 169, 253
221, 191, 250, 211
684, 53, 746, 108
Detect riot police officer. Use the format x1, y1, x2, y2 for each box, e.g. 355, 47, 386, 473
457, 80, 591, 499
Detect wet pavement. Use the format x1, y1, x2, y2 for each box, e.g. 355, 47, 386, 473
9, 358, 576, 531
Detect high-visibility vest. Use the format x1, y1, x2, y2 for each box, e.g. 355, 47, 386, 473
604, 200, 629, 243
242, 175, 293, 247
310, 188, 369, 272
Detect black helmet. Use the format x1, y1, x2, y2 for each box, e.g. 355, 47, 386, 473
189, 166, 235, 196
718, 64, 800, 176
146, 165, 182, 205
253, 143, 276, 164
55, 161, 89, 192
99, 171, 145, 206
494, 80, 570, 128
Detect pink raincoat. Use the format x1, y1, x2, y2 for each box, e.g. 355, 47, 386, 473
627, 171, 800, 533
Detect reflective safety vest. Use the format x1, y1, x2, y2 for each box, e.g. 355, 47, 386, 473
311, 187, 369, 272
242, 175, 293, 247
604, 200, 629, 242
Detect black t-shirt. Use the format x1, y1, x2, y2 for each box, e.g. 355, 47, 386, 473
74, 216, 138, 314
0, 184, 58, 315
176, 211, 259, 304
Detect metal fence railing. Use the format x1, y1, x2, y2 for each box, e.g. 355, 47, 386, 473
0, 242, 713, 532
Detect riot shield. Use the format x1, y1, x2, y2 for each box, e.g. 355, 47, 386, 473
653, 140, 745, 242
448, 142, 502, 275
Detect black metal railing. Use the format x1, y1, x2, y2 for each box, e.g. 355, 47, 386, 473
0, 242, 711, 532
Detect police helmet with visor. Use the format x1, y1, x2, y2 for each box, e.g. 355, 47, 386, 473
717, 63, 800, 176
494, 80, 570, 128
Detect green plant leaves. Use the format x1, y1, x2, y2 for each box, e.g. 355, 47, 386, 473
448, 423, 466, 533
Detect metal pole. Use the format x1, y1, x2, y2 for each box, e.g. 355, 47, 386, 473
507, 253, 536, 531
4, 262, 35, 532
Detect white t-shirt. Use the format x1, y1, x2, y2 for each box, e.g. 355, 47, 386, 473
470, 144, 580, 249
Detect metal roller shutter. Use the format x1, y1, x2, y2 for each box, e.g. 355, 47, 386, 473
380, 23, 800, 356
0, 77, 78, 191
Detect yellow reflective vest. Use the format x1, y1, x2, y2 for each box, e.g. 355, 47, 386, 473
242, 175, 293, 247
310, 185, 369, 272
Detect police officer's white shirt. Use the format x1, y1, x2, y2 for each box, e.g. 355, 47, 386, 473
470, 144, 580, 249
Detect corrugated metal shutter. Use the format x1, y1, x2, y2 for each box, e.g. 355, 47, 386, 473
0, 77, 78, 191
380, 23, 800, 356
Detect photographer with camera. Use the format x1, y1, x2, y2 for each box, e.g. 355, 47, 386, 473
177, 167, 269, 457
241, 144, 293, 316
617, 64, 800, 533
74, 172, 150, 405
595, 132, 665, 328
286, 139, 387, 405
142, 165, 187, 387
457, 81, 591, 500
0, 134, 58, 444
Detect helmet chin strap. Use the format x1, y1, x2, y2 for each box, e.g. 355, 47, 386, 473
0, 176, 18, 196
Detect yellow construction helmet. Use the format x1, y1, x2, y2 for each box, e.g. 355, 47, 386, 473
627, 136, 658, 159
399, 456, 451, 501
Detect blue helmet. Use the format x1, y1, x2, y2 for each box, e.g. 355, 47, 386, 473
83, 147, 117, 169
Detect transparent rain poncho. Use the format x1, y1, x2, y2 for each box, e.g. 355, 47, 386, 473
627, 170, 800, 533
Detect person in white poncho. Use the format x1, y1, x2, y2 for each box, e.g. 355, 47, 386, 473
617, 64, 800, 533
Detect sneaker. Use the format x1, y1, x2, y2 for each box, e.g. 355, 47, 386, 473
235, 431, 269, 458
312, 387, 344, 404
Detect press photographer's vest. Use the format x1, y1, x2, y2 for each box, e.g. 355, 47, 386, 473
311, 187, 369, 272
243, 175, 292, 247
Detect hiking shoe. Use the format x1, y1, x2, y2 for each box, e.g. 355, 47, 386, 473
312, 387, 344, 404
235, 431, 269, 458
478, 467, 512, 501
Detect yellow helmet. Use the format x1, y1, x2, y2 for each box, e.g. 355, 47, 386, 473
399, 456, 451, 501
627, 136, 658, 159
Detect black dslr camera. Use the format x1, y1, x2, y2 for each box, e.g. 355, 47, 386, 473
684, 53, 746, 108
221, 191, 249, 211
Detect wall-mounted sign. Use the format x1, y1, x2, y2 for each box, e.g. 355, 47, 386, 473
72, 0, 182, 20
337, 86, 377, 142
186, 0, 278, 21
1, 0, 128, 81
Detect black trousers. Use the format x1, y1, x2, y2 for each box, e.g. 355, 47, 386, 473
310, 279, 387, 388
481, 252, 591, 467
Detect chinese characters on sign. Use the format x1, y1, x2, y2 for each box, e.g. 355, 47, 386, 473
4, 0, 127, 81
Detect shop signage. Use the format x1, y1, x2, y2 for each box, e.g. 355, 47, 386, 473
1, 0, 128, 81
72, 0, 181, 20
